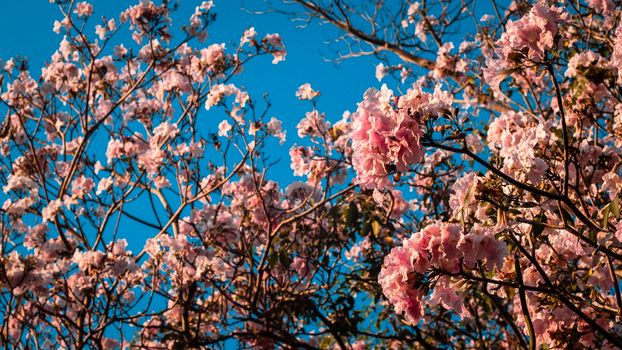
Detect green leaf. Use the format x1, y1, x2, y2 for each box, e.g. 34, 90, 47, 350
372, 220, 382, 237
531, 213, 547, 238
268, 253, 278, 269
611, 198, 620, 218
279, 249, 292, 267
602, 205, 610, 229
361, 221, 371, 236
344, 202, 359, 227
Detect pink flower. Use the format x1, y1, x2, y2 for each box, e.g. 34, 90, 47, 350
291, 257, 308, 277
114, 44, 128, 57
432, 42, 456, 79
266, 117, 286, 144
218, 120, 232, 137
429, 276, 463, 311
74, 2, 93, 17
495, 1, 565, 62
295, 83, 319, 100
263, 33, 286, 64
153, 175, 170, 189
587, 0, 614, 15
612, 26, 622, 84
42, 199, 62, 222
380, 222, 507, 323
151, 122, 179, 146
378, 245, 425, 324
350, 84, 451, 190
458, 226, 507, 270
449, 172, 480, 217
615, 221, 622, 243
200, 43, 225, 67
106, 139, 125, 163
297, 110, 330, 138
289, 146, 313, 177
205, 84, 248, 110
95, 25, 107, 40
71, 175, 95, 199
375, 63, 388, 81
137, 148, 165, 175
602, 171, 622, 198
351, 340, 368, 350
73, 250, 105, 271
96, 177, 113, 195
565, 51, 606, 78
240, 27, 257, 45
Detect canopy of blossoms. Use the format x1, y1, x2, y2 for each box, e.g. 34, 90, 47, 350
1, 0, 622, 349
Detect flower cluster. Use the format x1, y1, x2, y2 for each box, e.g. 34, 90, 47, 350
495, 1, 565, 62
379, 222, 507, 323
349, 84, 452, 190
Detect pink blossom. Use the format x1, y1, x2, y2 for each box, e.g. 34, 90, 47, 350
378, 244, 425, 324
429, 276, 463, 311
217, 120, 232, 137
449, 172, 480, 217
297, 110, 330, 138
74, 2, 93, 17
380, 222, 507, 323
151, 122, 179, 146
612, 26, 622, 84
565, 51, 606, 78
96, 177, 113, 195
200, 43, 225, 67
263, 33, 286, 64
350, 84, 451, 189
205, 84, 248, 110
295, 83, 319, 100
106, 139, 125, 163
495, 2, 565, 62
153, 175, 170, 189
73, 250, 105, 271
289, 146, 313, 177
137, 148, 166, 175
266, 117, 286, 144
290, 257, 308, 277
375, 63, 388, 81
71, 175, 94, 199
240, 27, 257, 45
587, 0, 614, 15
42, 199, 62, 222
602, 171, 622, 198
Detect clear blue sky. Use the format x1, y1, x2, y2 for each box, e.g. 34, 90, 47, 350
0, 0, 381, 182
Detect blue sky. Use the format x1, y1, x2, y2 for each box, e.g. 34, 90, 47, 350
0, 0, 381, 183
0, 0, 391, 278
0, 0, 504, 344
0, 0, 501, 253
0, 3, 383, 341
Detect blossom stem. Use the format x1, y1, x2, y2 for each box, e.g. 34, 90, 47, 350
514, 254, 536, 350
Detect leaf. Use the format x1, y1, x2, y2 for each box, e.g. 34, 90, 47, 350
344, 202, 359, 228
361, 221, 371, 236
279, 249, 292, 268
522, 202, 539, 208
268, 253, 278, 269
611, 197, 620, 218
602, 204, 610, 229
531, 213, 547, 238
372, 220, 382, 237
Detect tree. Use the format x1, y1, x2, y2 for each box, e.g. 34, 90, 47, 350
1, 0, 622, 349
